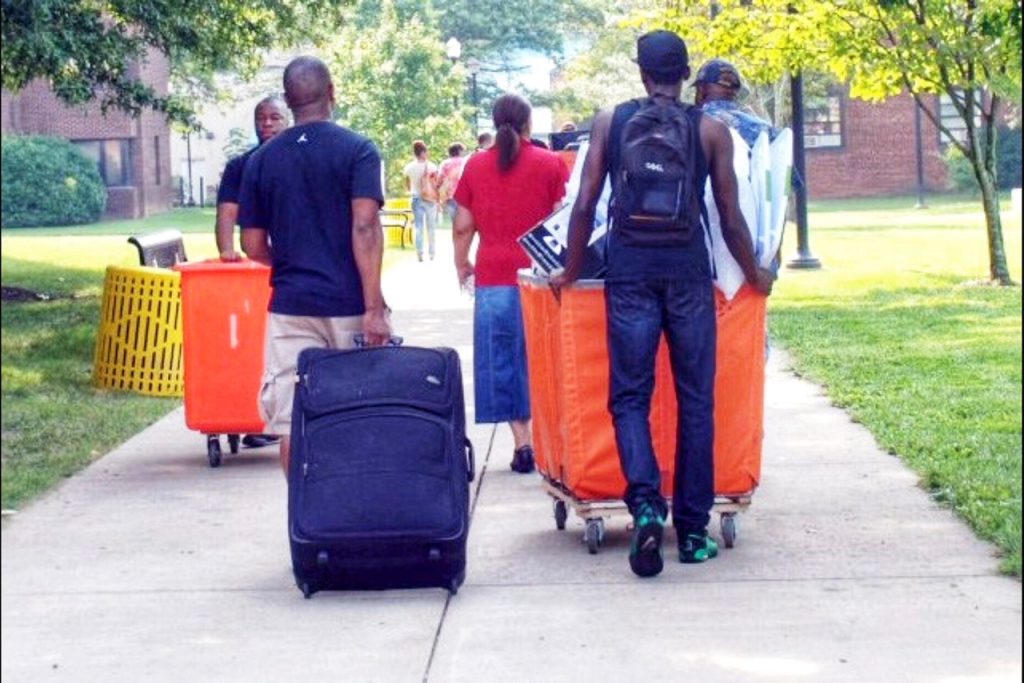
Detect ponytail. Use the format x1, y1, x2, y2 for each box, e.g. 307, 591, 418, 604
495, 122, 520, 172
491, 94, 532, 173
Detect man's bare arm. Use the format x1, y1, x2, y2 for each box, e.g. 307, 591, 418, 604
351, 197, 391, 346
215, 203, 242, 261
702, 116, 773, 295
241, 228, 273, 265
551, 108, 612, 288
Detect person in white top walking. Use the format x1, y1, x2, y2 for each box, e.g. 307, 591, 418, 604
403, 140, 439, 261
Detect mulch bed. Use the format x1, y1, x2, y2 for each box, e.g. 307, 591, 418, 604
1, 286, 53, 302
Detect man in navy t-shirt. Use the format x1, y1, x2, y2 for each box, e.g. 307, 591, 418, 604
214, 95, 289, 450
238, 56, 391, 476
215, 96, 290, 262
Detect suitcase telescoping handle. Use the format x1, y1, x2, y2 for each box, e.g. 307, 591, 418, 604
352, 333, 404, 348
465, 437, 475, 482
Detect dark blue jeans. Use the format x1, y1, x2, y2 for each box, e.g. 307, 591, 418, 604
605, 276, 716, 535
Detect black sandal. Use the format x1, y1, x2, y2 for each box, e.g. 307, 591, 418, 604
510, 445, 535, 474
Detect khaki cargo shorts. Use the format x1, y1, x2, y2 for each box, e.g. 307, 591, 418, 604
259, 313, 364, 435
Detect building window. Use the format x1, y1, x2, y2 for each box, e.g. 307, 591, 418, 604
74, 139, 133, 187
938, 92, 982, 148
154, 136, 161, 185
803, 88, 843, 149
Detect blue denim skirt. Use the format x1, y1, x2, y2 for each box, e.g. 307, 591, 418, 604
473, 286, 531, 423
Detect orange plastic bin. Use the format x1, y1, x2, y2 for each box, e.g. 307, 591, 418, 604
174, 259, 272, 467
519, 271, 766, 552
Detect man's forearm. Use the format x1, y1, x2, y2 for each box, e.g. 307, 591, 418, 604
240, 229, 273, 265
215, 203, 239, 254
720, 216, 760, 283
352, 216, 386, 311
564, 199, 597, 277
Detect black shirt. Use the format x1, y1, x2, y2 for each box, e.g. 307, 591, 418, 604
238, 121, 384, 317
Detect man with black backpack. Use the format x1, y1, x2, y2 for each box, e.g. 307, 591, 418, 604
551, 30, 774, 578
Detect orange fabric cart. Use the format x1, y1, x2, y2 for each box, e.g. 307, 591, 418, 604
518, 271, 766, 552
174, 259, 272, 467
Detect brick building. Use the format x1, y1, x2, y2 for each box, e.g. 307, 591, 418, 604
1, 50, 173, 219
803, 87, 949, 199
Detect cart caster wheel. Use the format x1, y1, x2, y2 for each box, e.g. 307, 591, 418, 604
206, 437, 222, 468
227, 434, 240, 454
721, 514, 737, 549
584, 519, 604, 555
554, 500, 568, 530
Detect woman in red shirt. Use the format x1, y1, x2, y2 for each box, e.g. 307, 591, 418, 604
453, 94, 569, 474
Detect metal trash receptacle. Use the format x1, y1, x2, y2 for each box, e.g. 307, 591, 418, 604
92, 265, 184, 397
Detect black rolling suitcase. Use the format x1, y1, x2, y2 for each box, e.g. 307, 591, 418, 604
288, 344, 475, 598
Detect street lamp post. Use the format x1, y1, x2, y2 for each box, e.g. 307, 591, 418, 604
913, 99, 927, 209
466, 58, 480, 138
446, 37, 481, 137
445, 37, 462, 109
786, 71, 821, 270
184, 130, 195, 207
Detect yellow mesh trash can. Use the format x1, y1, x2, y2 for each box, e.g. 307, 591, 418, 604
92, 265, 184, 397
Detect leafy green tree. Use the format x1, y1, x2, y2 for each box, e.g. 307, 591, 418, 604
646, 0, 1021, 285
327, 0, 470, 196
435, 0, 606, 123
437, 0, 604, 59
1, 0, 351, 126
223, 127, 255, 161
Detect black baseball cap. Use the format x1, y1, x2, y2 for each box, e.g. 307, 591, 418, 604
693, 59, 742, 90
635, 30, 689, 76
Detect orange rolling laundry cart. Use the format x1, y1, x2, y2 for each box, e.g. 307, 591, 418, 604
174, 259, 273, 467
519, 272, 766, 553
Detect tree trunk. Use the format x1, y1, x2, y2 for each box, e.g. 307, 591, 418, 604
977, 169, 1012, 285
969, 114, 1013, 285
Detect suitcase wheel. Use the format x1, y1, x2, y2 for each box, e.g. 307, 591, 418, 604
300, 582, 314, 599
206, 436, 222, 468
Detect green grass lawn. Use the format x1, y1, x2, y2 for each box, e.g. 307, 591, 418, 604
770, 192, 1022, 576
1, 208, 412, 510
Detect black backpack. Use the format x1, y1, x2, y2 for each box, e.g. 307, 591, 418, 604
612, 97, 701, 247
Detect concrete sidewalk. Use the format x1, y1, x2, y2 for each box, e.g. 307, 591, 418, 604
2, 237, 1021, 682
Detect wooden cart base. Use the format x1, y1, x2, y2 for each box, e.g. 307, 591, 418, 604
543, 478, 752, 555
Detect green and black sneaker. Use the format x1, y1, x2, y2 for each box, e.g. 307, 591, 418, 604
679, 531, 719, 564
629, 504, 665, 578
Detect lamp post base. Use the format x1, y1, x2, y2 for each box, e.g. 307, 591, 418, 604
786, 254, 822, 270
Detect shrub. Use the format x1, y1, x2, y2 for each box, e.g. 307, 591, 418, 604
943, 125, 1022, 194
996, 125, 1022, 190
944, 145, 978, 194
1, 135, 107, 228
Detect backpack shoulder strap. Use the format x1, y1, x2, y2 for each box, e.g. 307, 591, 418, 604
607, 99, 643, 185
